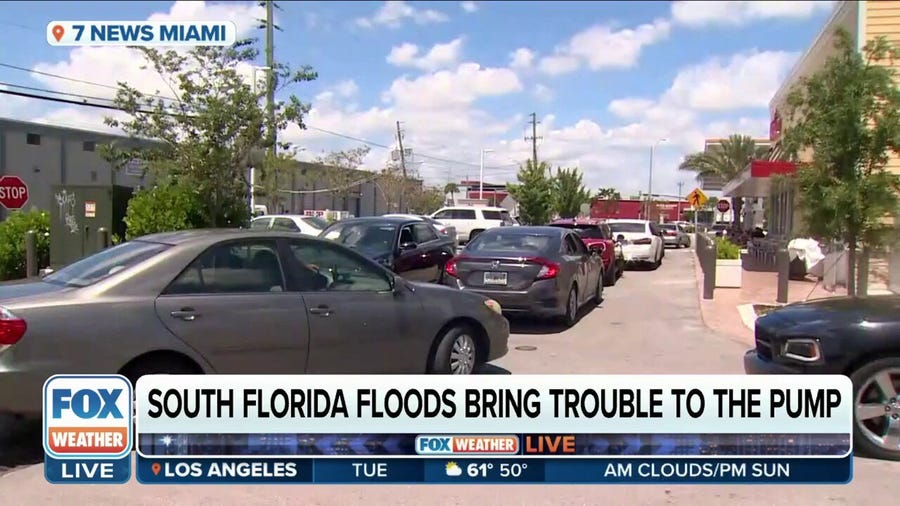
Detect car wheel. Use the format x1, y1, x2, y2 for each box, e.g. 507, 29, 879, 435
560, 286, 578, 327
430, 325, 479, 375
594, 274, 604, 303
603, 262, 617, 287
850, 357, 900, 460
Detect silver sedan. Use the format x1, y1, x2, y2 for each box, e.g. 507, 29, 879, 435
0, 230, 510, 417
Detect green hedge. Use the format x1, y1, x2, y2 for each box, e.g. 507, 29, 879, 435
715, 237, 741, 260
0, 209, 50, 280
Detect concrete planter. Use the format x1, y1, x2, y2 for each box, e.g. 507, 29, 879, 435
715, 258, 742, 288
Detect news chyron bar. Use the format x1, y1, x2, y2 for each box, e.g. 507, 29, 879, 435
43, 374, 853, 485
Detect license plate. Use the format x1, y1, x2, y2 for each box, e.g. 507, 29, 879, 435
483, 272, 508, 285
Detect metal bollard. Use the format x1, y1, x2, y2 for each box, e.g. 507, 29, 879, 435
25, 230, 37, 278
98, 227, 110, 250
776, 247, 790, 304
702, 240, 716, 300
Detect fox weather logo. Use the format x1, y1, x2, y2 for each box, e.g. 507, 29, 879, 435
43, 374, 133, 460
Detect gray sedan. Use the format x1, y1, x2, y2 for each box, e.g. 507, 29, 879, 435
443, 226, 603, 327
0, 230, 509, 417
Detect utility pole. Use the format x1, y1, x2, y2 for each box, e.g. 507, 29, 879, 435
265, 1, 276, 156
525, 112, 542, 170
677, 181, 684, 220
396, 121, 407, 213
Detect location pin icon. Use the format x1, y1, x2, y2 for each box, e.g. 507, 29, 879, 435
51, 25, 65, 42
151, 462, 161, 476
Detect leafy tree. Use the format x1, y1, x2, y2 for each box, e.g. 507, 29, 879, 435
0, 209, 50, 280
253, 148, 304, 214
552, 167, 591, 218
594, 187, 621, 215
314, 146, 371, 211
678, 134, 769, 229
377, 163, 421, 213
123, 180, 206, 240
408, 186, 446, 214
443, 182, 458, 205
781, 29, 900, 296
508, 160, 553, 225
103, 40, 316, 229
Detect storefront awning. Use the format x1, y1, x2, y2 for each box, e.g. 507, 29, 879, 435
722, 160, 798, 198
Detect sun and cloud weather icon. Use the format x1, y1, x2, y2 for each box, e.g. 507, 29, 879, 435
445, 461, 462, 477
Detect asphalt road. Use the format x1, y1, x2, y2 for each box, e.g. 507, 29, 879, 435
1, 247, 897, 504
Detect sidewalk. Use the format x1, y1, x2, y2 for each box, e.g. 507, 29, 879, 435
691, 251, 847, 347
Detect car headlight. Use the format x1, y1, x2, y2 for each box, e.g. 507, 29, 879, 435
780, 338, 821, 362
484, 299, 502, 315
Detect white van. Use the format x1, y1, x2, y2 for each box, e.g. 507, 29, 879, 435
430, 206, 517, 244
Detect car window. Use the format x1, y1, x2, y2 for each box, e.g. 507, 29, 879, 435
482, 210, 502, 220
468, 232, 554, 254
649, 223, 661, 236
302, 216, 329, 230
432, 210, 452, 220
291, 241, 391, 292
454, 209, 477, 219
399, 225, 416, 245
500, 211, 516, 225
608, 222, 647, 234
164, 240, 285, 295
43, 240, 170, 288
322, 222, 397, 258
574, 226, 605, 239
412, 223, 438, 243
249, 218, 271, 230
563, 234, 584, 255
600, 224, 612, 239
271, 218, 300, 232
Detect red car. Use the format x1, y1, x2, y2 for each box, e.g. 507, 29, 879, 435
548, 218, 623, 286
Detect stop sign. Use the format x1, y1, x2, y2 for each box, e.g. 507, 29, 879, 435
0, 175, 29, 209
716, 199, 731, 213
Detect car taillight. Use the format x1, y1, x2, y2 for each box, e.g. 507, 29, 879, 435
632, 238, 652, 245
445, 257, 460, 277
0, 306, 26, 345
529, 257, 560, 280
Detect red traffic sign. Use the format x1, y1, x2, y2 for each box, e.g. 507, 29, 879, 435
716, 199, 731, 213
0, 175, 28, 210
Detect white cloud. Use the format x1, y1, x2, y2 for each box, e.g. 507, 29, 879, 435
461, 1, 479, 13
386, 38, 464, 71
509, 48, 535, 69
671, 1, 836, 27
533, 84, 554, 103
333, 80, 359, 98
538, 19, 671, 76
608, 98, 655, 119
662, 50, 799, 110
355, 1, 449, 29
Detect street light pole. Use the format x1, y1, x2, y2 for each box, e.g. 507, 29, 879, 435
646, 137, 668, 220
479, 148, 494, 200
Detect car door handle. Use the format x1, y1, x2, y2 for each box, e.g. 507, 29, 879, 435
170, 308, 199, 321
309, 305, 333, 316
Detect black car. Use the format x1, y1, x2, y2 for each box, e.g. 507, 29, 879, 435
744, 295, 900, 460
443, 226, 604, 327
320, 217, 455, 283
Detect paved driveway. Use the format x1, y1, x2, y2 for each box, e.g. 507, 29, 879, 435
1, 248, 896, 503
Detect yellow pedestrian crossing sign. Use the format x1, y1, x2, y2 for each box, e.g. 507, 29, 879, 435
687, 188, 708, 209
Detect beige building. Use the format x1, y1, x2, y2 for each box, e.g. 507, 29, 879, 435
724, 0, 900, 238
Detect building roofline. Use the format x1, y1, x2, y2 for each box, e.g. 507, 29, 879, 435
770, 0, 853, 110
0, 116, 136, 140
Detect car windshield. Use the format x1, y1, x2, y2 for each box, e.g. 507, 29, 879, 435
609, 222, 647, 234
249, 218, 269, 229
321, 222, 396, 257
467, 232, 554, 255
574, 226, 606, 239
43, 240, 171, 288
661, 224, 678, 230
302, 216, 329, 230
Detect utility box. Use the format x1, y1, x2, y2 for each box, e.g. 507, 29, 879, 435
49, 185, 133, 268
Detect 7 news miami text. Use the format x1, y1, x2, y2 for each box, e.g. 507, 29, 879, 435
70, 24, 230, 43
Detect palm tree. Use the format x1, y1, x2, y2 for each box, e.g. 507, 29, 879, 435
443, 182, 459, 205
678, 134, 769, 229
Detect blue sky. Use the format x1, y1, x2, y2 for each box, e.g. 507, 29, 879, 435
0, 1, 836, 195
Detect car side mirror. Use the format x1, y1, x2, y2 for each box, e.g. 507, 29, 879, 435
399, 241, 418, 251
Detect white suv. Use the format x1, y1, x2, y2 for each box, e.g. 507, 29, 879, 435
250, 214, 329, 236
431, 206, 517, 244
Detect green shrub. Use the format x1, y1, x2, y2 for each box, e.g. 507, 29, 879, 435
0, 209, 50, 280
715, 237, 741, 260
124, 181, 206, 240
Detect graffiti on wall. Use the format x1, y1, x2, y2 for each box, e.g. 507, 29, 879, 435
55, 189, 78, 234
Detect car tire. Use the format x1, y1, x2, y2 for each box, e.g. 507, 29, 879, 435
594, 274, 604, 303
429, 325, 479, 375
849, 357, 900, 461
603, 262, 617, 287
560, 286, 578, 327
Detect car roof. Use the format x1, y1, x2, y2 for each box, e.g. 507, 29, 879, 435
252, 214, 314, 220
327, 216, 413, 226
137, 228, 319, 246
481, 225, 566, 236
549, 218, 605, 226
438, 206, 507, 211
607, 219, 648, 224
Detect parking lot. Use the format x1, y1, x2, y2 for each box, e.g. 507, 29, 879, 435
2, 247, 898, 504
